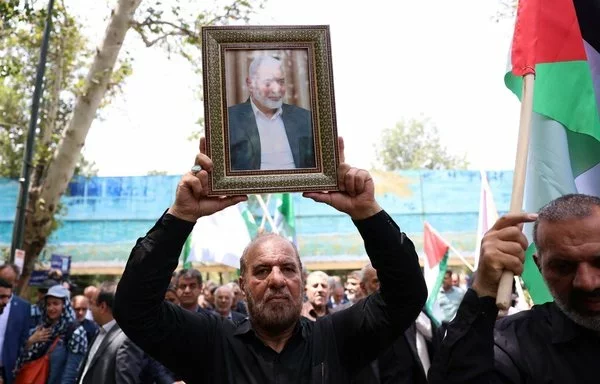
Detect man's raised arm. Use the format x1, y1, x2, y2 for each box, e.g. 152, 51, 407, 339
113, 143, 246, 379
303, 137, 427, 372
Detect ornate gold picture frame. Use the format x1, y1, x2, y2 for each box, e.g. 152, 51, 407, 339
202, 25, 339, 196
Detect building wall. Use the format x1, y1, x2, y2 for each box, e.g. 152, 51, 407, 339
0, 170, 513, 270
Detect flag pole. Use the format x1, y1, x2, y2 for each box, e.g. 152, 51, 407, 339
496, 73, 535, 310
447, 244, 475, 272
256, 195, 279, 234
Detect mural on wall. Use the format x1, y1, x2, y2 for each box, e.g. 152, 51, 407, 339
0, 171, 513, 267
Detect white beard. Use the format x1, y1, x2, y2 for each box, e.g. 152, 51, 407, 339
253, 93, 283, 110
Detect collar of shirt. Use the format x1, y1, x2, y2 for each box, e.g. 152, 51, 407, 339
233, 317, 309, 340
250, 97, 283, 120
550, 302, 590, 344
100, 318, 117, 335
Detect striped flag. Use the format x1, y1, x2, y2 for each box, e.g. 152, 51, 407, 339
473, 171, 499, 271
504, 0, 600, 304
423, 221, 450, 324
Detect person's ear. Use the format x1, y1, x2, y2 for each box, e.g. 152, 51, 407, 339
533, 252, 542, 272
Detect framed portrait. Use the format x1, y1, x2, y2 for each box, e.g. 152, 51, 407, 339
201, 25, 340, 196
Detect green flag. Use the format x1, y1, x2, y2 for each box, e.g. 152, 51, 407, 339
273, 193, 296, 246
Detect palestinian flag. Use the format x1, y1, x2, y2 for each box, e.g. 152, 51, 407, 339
423, 221, 450, 324
504, 0, 600, 304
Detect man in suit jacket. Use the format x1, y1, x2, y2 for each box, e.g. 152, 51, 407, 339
78, 281, 144, 384
228, 55, 315, 171
0, 265, 32, 384
212, 285, 246, 323
71, 295, 98, 344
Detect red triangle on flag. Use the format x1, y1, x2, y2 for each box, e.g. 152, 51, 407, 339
424, 222, 449, 268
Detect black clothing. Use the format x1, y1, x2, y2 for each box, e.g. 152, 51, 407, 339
114, 210, 426, 384
140, 355, 176, 384
429, 288, 600, 383
355, 311, 439, 384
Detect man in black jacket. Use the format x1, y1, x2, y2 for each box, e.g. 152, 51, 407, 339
113, 137, 427, 383
429, 194, 600, 383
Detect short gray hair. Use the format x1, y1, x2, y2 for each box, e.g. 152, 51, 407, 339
306, 271, 329, 285
248, 55, 283, 80
214, 285, 234, 298
533, 193, 600, 251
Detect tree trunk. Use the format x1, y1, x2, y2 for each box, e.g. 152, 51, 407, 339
17, 0, 143, 293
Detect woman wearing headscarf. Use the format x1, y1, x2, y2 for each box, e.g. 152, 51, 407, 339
15, 285, 88, 384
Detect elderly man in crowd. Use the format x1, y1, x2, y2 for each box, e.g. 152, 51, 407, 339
345, 270, 364, 303
301, 271, 331, 321
429, 194, 600, 383
213, 285, 246, 323
71, 295, 98, 344
113, 138, 426, 383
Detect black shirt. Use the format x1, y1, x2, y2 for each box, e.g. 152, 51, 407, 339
113, 210, 427, 384
429, 289, 600, 383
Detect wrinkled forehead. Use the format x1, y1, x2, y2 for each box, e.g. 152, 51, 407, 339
247, 238, 299, 268
537, 213, 600, 256
307, 275, 328, 286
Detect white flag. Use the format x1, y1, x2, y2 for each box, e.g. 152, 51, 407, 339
188, 205, 251, 269
474, 171, 499, 270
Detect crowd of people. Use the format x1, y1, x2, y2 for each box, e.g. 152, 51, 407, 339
1, 260, 445, 384
1, 140, 599, 383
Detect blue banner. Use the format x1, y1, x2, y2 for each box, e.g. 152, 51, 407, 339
50, 254, 71, 277
29, 270, 49, 287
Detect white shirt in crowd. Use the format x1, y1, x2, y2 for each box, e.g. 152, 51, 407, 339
78, 319, 117, 383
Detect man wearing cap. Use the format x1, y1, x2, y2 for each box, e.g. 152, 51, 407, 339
0, 265, 31, 384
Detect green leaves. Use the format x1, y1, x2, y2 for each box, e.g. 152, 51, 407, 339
0, 3, 129, 179
375, 116, 469, 170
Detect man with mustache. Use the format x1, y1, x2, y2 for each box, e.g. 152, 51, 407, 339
113, 138, 427, 383
429, 194, 600, 383
227, 55, 316, 171
301, 271, 331, 321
